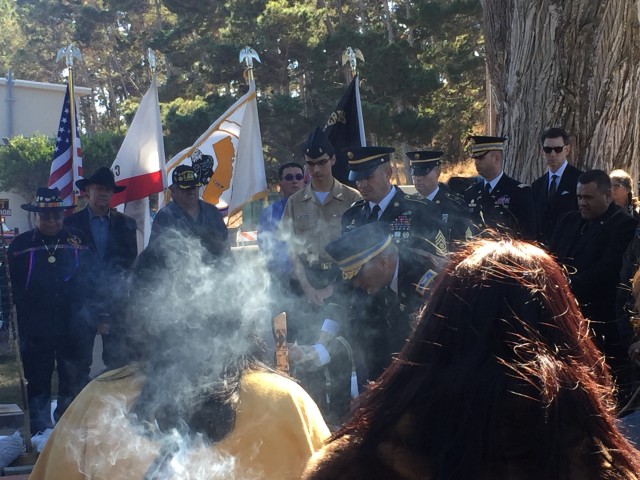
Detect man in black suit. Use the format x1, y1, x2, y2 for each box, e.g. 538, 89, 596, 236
550, 170, 637, 383
532, 127, 583, 245
65, 167, 138, 369
341, 146, 447, 257
464, 136, 537, 240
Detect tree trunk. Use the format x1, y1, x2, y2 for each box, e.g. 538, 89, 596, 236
480, 0, 640, 183
382, 0, 395, 44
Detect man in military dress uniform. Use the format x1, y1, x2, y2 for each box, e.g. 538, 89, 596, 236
8, 188, 94, 433
341, 146, 447, 257
464, 136, 537, 239
408, 150, 473, 242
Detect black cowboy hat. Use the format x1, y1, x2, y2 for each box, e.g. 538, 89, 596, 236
21, 187, 75, 212
75, 167, 126, 193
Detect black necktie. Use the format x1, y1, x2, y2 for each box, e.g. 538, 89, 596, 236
367, 204, 381, 223
548, 174, 558, 200
482, 182, 492, 204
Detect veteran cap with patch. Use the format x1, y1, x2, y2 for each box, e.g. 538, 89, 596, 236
469, 135, 507, 158
325, 222, 393, 280
304, 127, 335, 159
347, 146, 395, 181
172, 165, 202, 189
407, 150, 444, 176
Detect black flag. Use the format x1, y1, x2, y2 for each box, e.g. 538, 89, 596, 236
324, 75, 366, 186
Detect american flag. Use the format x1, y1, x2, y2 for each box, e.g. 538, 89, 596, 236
48, 84, 83, 209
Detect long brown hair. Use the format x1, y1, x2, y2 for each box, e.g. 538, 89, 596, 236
334, 239, 640, 479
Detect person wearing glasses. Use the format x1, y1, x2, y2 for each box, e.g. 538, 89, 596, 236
149, 164, 229, 260
532, 127, 583, 244
8, 188, 94, 434
257, 162, 304, 286
279, 128, 361, 307
463, 135, 537, 239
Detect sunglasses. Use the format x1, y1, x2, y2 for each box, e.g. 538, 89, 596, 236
543, 146, 566, 154
283, 173, 304, 181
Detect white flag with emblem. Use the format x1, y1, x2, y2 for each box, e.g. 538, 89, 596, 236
163, 80, 267, 216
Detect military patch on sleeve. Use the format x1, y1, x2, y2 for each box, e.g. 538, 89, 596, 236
416, 269, 438, 296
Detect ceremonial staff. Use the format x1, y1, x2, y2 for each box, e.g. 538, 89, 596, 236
239, 46, 290, 373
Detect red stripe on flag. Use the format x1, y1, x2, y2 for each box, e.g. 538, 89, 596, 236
109, 171, 165, 207
49, 158, 73, 184
59, 183, 73, 199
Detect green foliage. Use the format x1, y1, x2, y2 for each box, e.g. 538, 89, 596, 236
0, 136, 54, 200
3, 0, 486, 183
81, 130, 126, 174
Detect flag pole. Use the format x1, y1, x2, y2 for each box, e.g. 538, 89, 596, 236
56, 45, 82, 211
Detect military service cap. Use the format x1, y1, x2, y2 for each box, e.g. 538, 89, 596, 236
347, 146, 395, 181
325, 222, 393, 280
469, 135, 507, 158
407, 150, 444, 176
304, 127, 335, 159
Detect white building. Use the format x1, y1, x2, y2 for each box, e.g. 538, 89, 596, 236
0, 71, 91, 234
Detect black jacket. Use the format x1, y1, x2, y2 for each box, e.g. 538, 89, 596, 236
550, 203, 638, 357
64, 207, 138, 272
464, 174, 537, 240
531, 164, 582, 245
64, 207, 138, 330
8, 228, 93, 337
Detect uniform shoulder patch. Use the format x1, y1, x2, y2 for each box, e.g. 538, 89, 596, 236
351, 199, 366, 207
517, 183, 530, 188
416, 269, 438, 296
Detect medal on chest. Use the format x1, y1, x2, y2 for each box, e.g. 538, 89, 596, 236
42, 239, 60, 264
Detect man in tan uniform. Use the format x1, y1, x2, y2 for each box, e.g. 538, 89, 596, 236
280, 127, 360, 306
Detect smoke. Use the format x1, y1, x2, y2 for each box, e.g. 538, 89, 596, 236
60, 229, 280, 478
